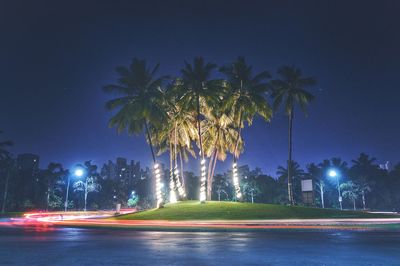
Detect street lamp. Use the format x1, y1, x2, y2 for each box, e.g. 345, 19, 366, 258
64, 167, 85, 212
328, 169, 342, 210
75, 168, 84, 177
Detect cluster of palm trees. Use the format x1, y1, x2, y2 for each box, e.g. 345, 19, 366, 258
103, 56, 315, 207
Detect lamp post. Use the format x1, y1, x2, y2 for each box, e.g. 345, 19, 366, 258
328, 169, 342, 210
64, 168, 84, 212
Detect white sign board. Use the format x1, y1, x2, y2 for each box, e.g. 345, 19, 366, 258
301, 179, 313, 192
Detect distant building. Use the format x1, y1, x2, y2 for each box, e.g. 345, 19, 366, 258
100, 157, 142, 182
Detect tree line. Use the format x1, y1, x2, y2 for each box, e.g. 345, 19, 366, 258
1, 137, 399, 212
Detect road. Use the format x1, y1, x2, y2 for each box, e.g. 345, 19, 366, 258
1, 226, 400, 265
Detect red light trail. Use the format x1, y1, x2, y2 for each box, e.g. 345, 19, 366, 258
1, 211, 400, 231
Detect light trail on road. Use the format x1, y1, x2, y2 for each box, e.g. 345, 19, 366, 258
2, 211, 400, 231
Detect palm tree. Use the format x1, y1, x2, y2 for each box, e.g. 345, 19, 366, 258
350, 153, 377, 210
152, 87, 197, 202
277, 161, 305, 204
177, 57, 222, 202
220, 57, 272, 199
357, 176, 371, 210
271, 66, 316, 205
202, 107, 240, 200
103, 58, 167, 207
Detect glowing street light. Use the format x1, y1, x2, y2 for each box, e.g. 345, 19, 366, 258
74, 168, 84, 177
64, 166, 85, 212
328, 170, 337, 178
328, 169, 342, 210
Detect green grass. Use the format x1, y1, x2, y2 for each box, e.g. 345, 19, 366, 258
114, 201, 399, 221
0, 212, 24, 218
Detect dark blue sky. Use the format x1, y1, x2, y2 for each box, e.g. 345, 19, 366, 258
1, 0, 399, 174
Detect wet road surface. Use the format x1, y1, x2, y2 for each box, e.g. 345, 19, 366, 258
1, 226, 400, 265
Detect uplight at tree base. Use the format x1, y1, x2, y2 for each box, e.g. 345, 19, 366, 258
232, 163, 242, 199
154, 163, 163, 208
199, 159, 207, 202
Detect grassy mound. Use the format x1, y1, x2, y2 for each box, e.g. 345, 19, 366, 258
114, 201, 398, 221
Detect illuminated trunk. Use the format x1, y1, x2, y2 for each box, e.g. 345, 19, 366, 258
232, 111, 243, 200
173, 123, 185, 198
206, 150, 215, 201
320, 182, 325, 209
84, 178, 88, 211
362, 190, 366, 210
197, 94, 206, 202
233, 112, 243, 162
144, 120, 162, 208
169, 141, 177, 203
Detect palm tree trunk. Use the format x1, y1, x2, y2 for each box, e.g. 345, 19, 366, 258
196, 96, 204, 158
287, 109, 294, 205
233, 81, 243, 162
353, 198, 356, 210
179, 148, 185, 189
232, 112, 243, 200
197, 95, 206, 203
320, 183, 325, 208
169, 141, 173, 176
206, 149, 215, 201
362, 190, 366, 210
145, 119, 162, 207
144, 120, 156, 163
210, 150, 218, 196
1, 168, 10, 213
84, 178, 88, 211
169, 140, 174, 192
233, 112, 243, 162
169, 140, 176, 203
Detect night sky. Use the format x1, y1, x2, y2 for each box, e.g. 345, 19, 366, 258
1, 0, 399, 174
